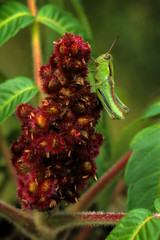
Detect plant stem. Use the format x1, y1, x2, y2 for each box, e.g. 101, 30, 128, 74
28, 0, 43, 100
67, 151, 132, 212
28, 0, 37, 16
0, 128, 16, 181
35, 211, 126, 237
111, 177, 125, 201
73, 212, 125, 224
0, 201, 38, 239
34, 211, 160, 237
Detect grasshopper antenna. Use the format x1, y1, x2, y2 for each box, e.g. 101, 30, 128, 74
107, 35, 119, 54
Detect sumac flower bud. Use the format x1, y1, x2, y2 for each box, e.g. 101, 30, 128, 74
40, 179, 55, 197
40, 64, 53, 80
22, 150, 40, 167
11, 33, 103, 211
16, 103, 35, 123
46, 134, 64, 155
48, 53, 57, 69
30, 111, 49, 130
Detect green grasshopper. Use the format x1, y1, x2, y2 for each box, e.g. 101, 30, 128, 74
92, 36, 129, 119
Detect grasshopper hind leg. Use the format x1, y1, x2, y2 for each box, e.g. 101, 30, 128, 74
97, 89, 119, 119
115, 93, 130, 114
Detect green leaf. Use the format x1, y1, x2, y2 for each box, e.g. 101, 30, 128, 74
125, 124, 160, 211
0, 1, 35, 47
0, 77, 38, 124
111, 104, 160, 164
154, 198, 160, 213
106, 208, 160, 240
37, 5, 87, 38
140, 101, 160, 119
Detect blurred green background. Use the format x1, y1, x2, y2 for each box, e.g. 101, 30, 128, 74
0, 0, 160, 238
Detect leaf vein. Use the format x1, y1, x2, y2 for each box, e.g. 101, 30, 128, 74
0, 12, 32, 29
38, 16, 66, 32
132, 216, 153, 239
0, 86, 36, 112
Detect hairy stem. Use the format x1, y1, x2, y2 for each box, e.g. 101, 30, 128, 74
28, 0, 43, 100
35, 211, 160, 238
0, 201, 38, 239
0, 128, 16, 181
35, 211, 126, 237
67, 151, 132, 212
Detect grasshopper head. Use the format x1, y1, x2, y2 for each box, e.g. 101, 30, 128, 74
95, 53, 113, 64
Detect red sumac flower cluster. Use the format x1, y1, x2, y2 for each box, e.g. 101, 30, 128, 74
11, 33, 103, 211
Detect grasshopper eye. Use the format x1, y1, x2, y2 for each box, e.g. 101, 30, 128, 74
104, 55, 111, 60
